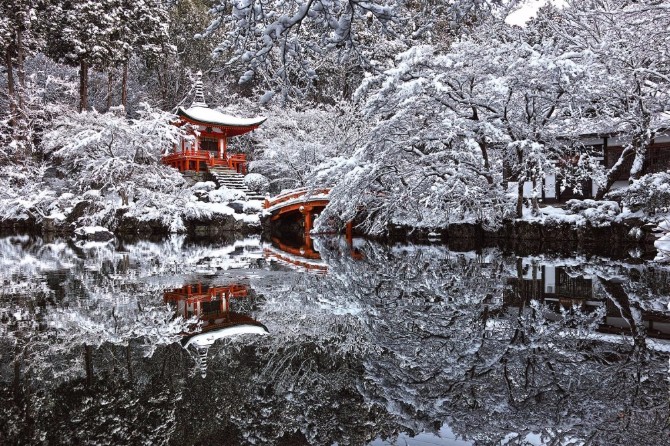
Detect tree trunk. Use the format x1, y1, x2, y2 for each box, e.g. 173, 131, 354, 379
121, 61, 128, 110
516, 147, 525, 218
16, 28, 26, 113
628, 131, 652, 182
5, 50, 16, 127
478, 139, 493, 184
516, 179, 524, 219
84, 344, 94, 386
530, 178, 540, 216
79, 59, 89, 113
594, 146, 635, 200
107, 70, 113, 110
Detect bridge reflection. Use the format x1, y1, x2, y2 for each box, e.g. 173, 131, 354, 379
504, 261, 670, 341
164, 283, 267, 377
263, 235, 363, 273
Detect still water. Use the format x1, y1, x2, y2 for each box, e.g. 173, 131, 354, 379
1, 234, 669, 445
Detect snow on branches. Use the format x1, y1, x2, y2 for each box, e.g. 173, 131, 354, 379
43, 105, 185, 203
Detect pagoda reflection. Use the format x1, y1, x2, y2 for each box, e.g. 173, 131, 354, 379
164, 283, 267, 377
504, 261, 670, 341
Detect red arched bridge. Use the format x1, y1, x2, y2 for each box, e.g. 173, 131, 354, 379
263, 187, 352, 237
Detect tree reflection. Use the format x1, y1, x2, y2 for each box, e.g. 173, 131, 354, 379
0, 235, 668, 444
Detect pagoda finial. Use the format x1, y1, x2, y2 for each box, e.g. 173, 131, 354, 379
192, 71, 207, 108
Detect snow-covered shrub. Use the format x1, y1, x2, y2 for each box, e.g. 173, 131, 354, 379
43, 105, 185, 202
564, 199, 621, 226
208, 187, 245, 203
654, 220, 670, 263
243, 173, 270, 194
33, 105, 196, 230
609, 172, 670, 213
191, 181, 217, 192
0, 164, 58, 223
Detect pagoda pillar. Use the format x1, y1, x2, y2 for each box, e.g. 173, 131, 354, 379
218, 138, 224, 159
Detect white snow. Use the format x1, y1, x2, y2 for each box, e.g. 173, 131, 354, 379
74, 225, 111, 235
183, 324, 268, 349
179, 106, 266, 127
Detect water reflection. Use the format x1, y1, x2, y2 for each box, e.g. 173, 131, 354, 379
1, 234, 669, 445
505, 261, 670, 341
264, 236, 329, 273
165, 283, 267, 377
263, 235, 363, 273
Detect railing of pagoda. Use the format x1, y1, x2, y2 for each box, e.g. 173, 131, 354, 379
162, 150, 248, 173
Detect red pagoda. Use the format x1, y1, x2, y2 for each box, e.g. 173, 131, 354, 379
162, 72, 266, 174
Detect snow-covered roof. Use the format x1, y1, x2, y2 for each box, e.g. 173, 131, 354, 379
182, 322, 268, 349
178, 105, 266, 130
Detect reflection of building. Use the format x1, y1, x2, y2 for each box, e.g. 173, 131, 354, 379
504, 262, 670, 341
505, 264, 599, 312
164, 284, 267, 377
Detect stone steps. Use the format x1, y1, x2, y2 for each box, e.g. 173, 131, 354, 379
208, 167, 265, 201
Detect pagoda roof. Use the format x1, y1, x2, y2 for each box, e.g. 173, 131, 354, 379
182, 322, 268, 349
177, 105, 266, 136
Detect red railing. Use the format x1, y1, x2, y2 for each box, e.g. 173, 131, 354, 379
228, 154, 247, 174
164, 284, 248, 303
162, 150, 248, 173
264, 187, 331, 209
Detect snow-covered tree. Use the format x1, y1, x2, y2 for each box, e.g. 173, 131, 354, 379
114, 0, 171, 109
549, 0, 670, 198
44, 0, 171, 112
318, 19, 597, 233
0, 0, 43, 156
252, 102, 363, 192
43, 105, 184, 204
199, 0, 402, 99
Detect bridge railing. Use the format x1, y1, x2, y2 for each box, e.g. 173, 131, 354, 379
264, 187, 331, 210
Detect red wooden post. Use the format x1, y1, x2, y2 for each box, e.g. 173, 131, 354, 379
346, 221, 353, 244
304, 206, 312, 237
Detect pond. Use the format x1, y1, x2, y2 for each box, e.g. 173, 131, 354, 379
1, 234, 669, 445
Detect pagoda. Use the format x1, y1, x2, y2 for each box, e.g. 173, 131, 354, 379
162, 72, 266, 174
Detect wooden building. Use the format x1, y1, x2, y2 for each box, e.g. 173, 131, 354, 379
515, 129, 670, 202
162, 72, 266, 174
